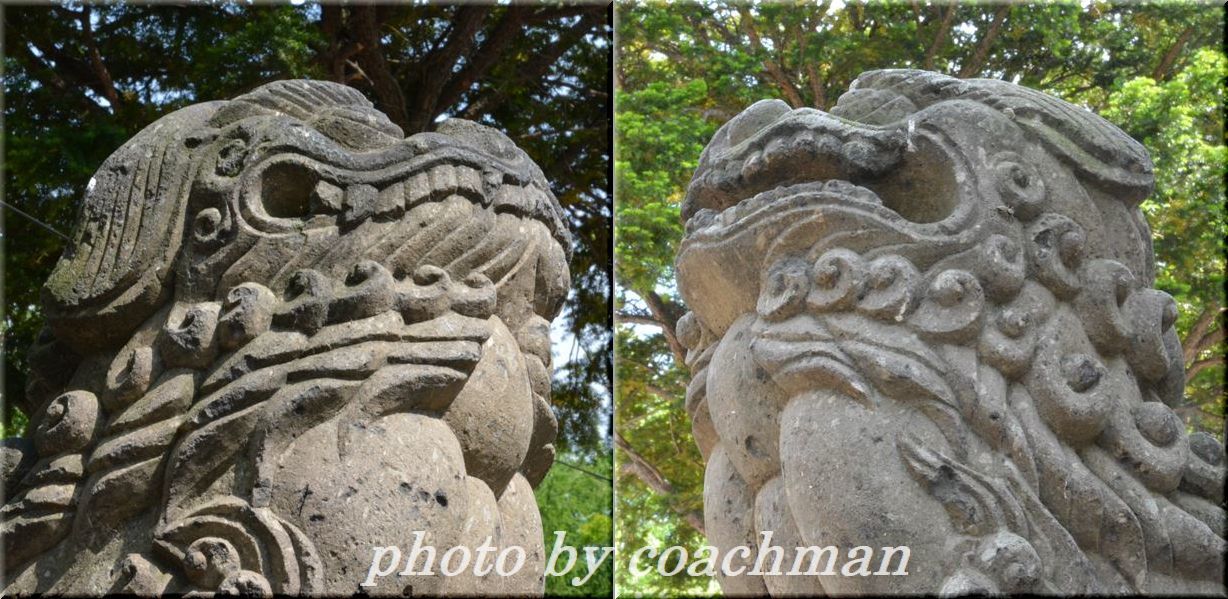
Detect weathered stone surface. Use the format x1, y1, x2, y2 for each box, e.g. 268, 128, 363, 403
2, 80, 570, 595
676, 70, 1225, 595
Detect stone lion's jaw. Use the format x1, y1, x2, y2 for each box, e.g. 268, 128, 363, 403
237, 126, 566, 248
680, 99, 966, 242
182, 116, 573, 315
675, 100, 978, 335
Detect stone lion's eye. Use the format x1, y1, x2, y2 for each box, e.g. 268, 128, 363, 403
214, 139, 248, 176
259, 162, 318, 218
1011, 165, 1030, 187
193, 208, 222, 242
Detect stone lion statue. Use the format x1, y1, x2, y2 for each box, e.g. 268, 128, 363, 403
3, 80, 569, 595
676, 69, 1224, 595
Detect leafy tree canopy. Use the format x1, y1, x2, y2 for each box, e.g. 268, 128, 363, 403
536, 449, 614, 597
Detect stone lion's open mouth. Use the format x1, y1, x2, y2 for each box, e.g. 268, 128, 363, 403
245, 147, 563, 242
674, 99, 983, 336
680, 101, 963, 236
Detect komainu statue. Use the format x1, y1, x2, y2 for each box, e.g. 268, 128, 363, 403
676, 69, 1225, 595
2, 80, 569, 595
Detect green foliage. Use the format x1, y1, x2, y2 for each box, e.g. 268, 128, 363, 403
536, 450, 614, 597
613, 329, 708, 596
1104, 47, 1227, 430
615, 79, 713, 292
613, 492, 719, 598
615, 2, 1225, 595
0, 405, 27, 440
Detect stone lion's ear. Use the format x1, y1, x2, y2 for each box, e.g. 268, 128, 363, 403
43, 101, 222, 354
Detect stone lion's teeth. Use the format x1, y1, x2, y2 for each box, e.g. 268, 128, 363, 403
456, 166, 482, 196
405, 172, 431, 207
741, 150, 766, 182
687, 179, 885, 235
525, 186, 549, 212
429, 164, 457, 198
686, 208, 717, 233
310, 180, 343, 213
816, 133, 842, 156
790, 130, 819, 156
375, 182, 403, 218
483, 169, 503, 187
342, 184, 377, 225
762, 137, 789, 167
492, 184, 523, 211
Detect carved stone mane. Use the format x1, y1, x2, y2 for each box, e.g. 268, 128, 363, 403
3, 80, 570, 595
676, 69, 1225, 595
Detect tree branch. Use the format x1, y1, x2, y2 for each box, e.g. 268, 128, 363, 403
923, 4, 957, 71
616, 311, 662, 327
1194, 327, 1226, 356
402, 5, 490, 132
1183, 303, 1223, 365
737, 6, 805, 108
9, 16, 113, 114
427, 5, 490, 69
616, 433, 673, 492
805, 63, 827, 109
543, 76, 609, 99
1152, 25, 1195, 82
1174, 402, 1225, 426
643, 290, 686, 364
1187, 356, 1224, 381
13, 43, 65, 93
460, 8, 603, 121
520, 5, 598, 25
616, 432, 706, 535
795, 11, 829, 108
318, 5, 362, 84
349, 5, 410, 129
958, 5, 1009, 77
76, 6, 121, 109
434, 6, 530, 112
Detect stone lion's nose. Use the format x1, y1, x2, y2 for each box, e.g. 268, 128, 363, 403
723, 99, 791, 147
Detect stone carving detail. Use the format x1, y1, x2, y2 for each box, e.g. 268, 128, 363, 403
2, 80, 570, 595
676, 70, 1224, 595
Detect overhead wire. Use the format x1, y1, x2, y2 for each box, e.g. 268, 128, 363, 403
0, 200, 70, 242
